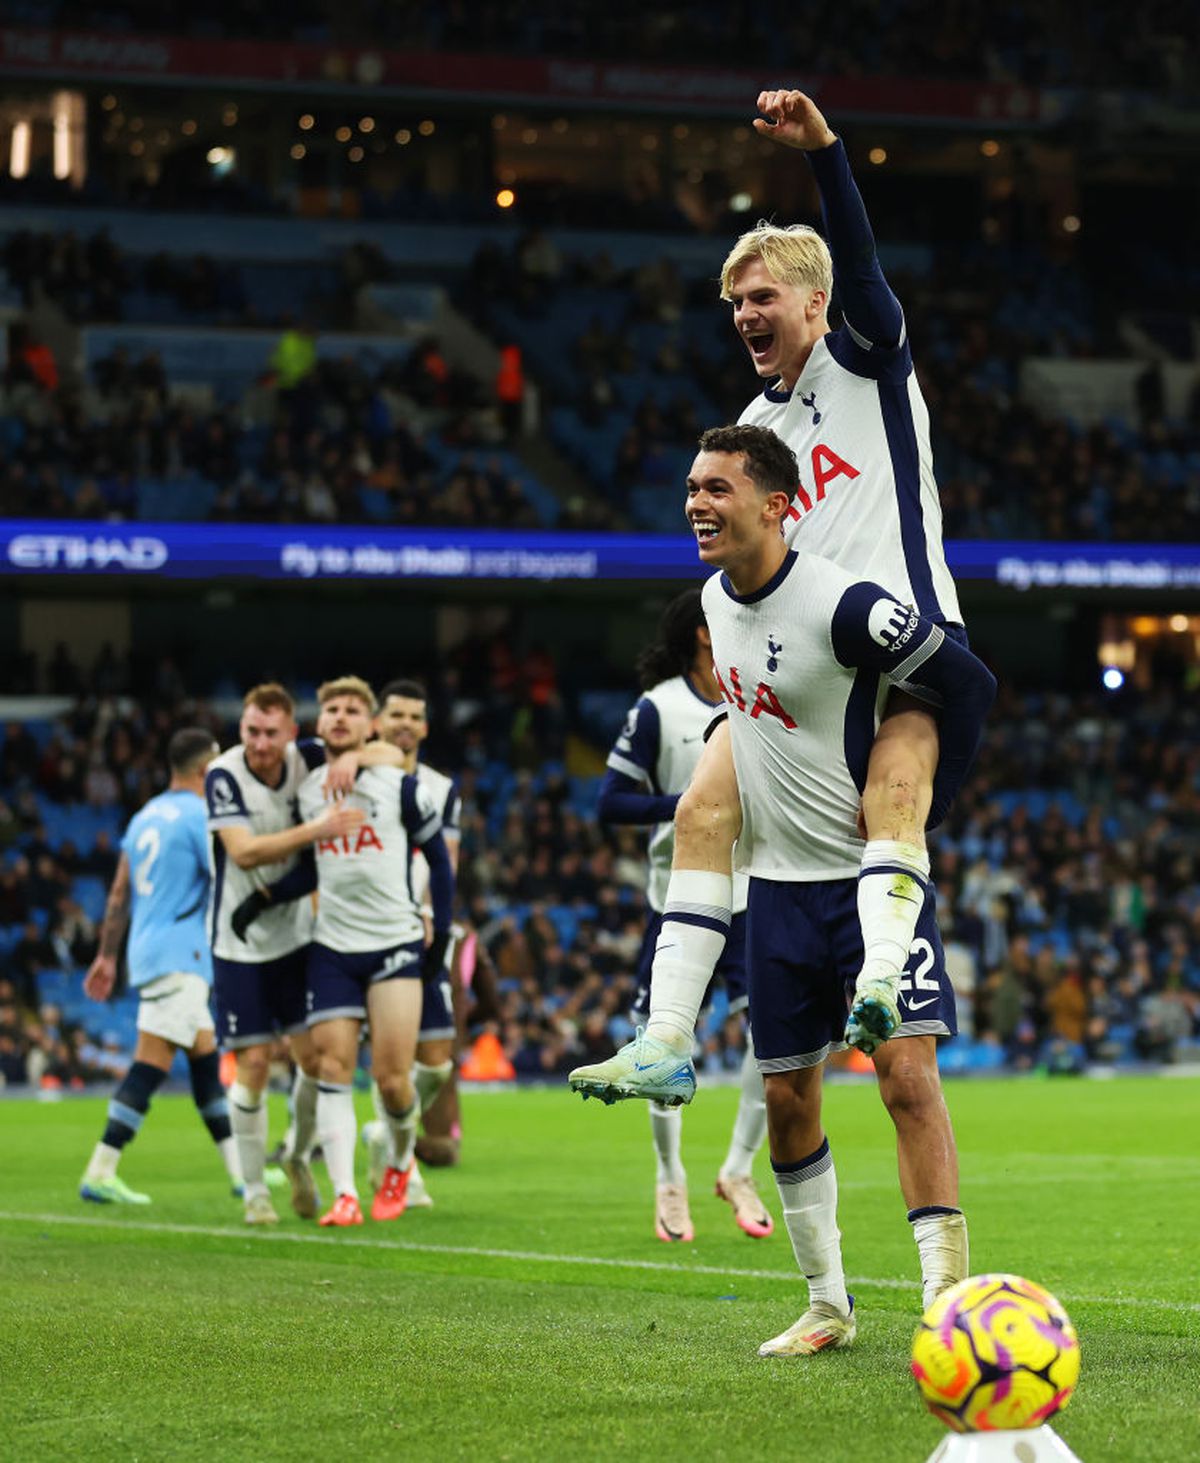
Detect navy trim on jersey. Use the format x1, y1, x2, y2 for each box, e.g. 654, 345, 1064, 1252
843, 665, 879, 795
209, 834, 227, 944
297, 738, 325, 773
623, 696, 663, 787
682, 672, 722, 709
763, 380, 793, 403
830, 581, 939, 676
824, 324, 911, 384
878, 378, 939, 617
206, 765, 250, 822
720, 549, 798, 605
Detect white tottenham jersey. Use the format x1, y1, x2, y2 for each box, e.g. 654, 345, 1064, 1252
739, 326, 962, 626
298, 764, 441, 952
607, 674, 749, 915
409, 761, 461, 909
702, 549, 947, 881
206, 740, 324, 962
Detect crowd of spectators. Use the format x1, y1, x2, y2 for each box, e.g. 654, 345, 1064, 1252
39, 0, 1198, 91
0, 330, 547, 529
467, 233, 1200, 540
1, 636, 1198, 1088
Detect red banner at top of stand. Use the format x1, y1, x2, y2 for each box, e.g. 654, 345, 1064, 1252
0, 27, 1057, 126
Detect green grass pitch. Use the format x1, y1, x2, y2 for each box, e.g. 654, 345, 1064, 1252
2, 1074, 1198, 1461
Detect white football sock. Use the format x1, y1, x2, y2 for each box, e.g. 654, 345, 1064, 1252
386, 1101, 419, 1172
719, 1036, 767, 1180
909, 1206, 969, 1310
85, 1142, 120, 1182
285, 1068, 319, 1161
773, 1139, 850, 1316
856, 840, 930, 986
366, 1080, 396, 1164
316, 1082, 358, 1198
649, 1101, 686, 1186
414, 1059, 453, 1113
218, 1136, 243, 1186
646, 870, 732, 1047
229, 1082, 268, 1198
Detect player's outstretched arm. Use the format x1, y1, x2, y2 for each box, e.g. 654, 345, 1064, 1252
756, 88, 902, 351
84, 854, 131, 999
596, 766, 679, 827
216, 801, 364, 870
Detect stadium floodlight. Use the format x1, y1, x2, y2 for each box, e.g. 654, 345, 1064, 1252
1101, 667, 1124, 691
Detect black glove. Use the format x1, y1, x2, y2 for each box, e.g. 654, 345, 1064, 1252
231, 889, 271, 942
422, 930, 451, 981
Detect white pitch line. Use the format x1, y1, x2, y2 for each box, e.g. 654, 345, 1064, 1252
3, 1210, 1198, 1315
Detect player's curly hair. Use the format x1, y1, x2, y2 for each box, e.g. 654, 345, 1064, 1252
719, 222, 833, 304
316, 675, 377, 715
636, 589, 706, 690
697, 424, 799, 499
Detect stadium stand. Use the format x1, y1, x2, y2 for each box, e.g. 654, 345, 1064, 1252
1, 649, 1197, 1088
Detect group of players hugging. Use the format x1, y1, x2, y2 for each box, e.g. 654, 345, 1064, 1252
79, 91, 997, 1358
79, 673, 474, 1226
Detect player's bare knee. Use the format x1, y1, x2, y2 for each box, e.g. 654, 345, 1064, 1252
312, 1041, 351, 1086
763, 1071, 822, 1144
878, 1053, 941, 1126
236, 1047, 270, 1092
376, 1070, 413, 1113
675, 782, 740, 856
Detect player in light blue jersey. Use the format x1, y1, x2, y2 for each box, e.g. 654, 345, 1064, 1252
80, 728, 243, 1205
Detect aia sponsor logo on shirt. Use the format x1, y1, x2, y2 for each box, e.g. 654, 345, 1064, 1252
785, 443, 861, 524
714, 664, 797, 730
317, 824, 384, 855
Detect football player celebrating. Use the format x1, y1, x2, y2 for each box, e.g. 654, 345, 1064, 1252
573, 89, 963, 1094
633, 425, 991, 1349
297, 677, 454, 1227
595, 590, 773, 1243
208, 682, 395, 1225
361, 679, 462, 1209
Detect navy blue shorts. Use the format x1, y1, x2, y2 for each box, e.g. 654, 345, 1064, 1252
747, 876, 956, 1073
419, 952, 455, 1042
306, 940, 424, 1025
214, 949, 308, 1050
631, 909, 749, 1021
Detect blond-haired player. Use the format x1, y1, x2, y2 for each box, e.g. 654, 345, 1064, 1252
208, 681, 399, 1225
296, 677, 454, 1228
573, 90, 962, 1091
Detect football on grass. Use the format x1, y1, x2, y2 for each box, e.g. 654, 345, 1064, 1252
911, 1273, 1080, 1432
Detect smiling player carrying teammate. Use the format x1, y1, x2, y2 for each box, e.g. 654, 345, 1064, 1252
572, 89, 965, 1101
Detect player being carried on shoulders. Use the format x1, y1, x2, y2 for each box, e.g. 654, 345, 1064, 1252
606, 425, 992, 1348
572, 88, 964, 1101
